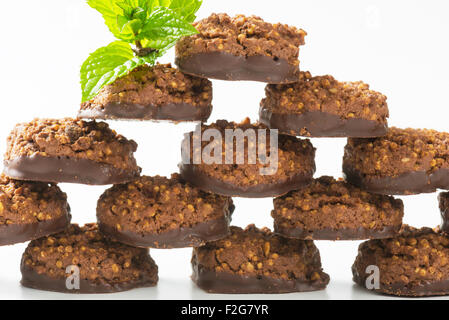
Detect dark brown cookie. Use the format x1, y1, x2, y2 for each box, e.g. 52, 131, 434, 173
352, 226, 449, 297
175, 13, 306, 84
343, 127, 449, 195
192, 225, 329, 294
0, 174, 71, 246
439, 192, 449, 234
260, 71, 389, 137
272, 176, 404, 240
179, 118, 316, 198
97, 174, 234, 248
79, 64, 213, 122
21, 224, 158, 294
3, 118, 141, 185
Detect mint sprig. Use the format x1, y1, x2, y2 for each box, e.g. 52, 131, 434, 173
81, 0, 202, 102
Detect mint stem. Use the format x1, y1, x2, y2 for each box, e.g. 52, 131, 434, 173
133, 40, 157, 57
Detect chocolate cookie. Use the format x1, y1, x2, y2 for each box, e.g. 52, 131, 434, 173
175, 13, 306, 84
272, 176, 404, 240
352, 226, 449, 297
192, 225, 329, 294
79, 64, 213, 122
260, 71, 389, 137
97, 174, 234, 248
21, 224, 158, 294
343, 127, 449, 195
4, 118, 141, 185
179, 118, 316, 198
439, 192, 449, 234
0, 174, 71, 246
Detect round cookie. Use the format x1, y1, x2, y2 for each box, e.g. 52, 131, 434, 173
192, 225, 329, 294
272, 176, 404, 240
79, 64, 213, 122
3, 118, 141, 185
175, 13, 306, 84
352, 226, 449, 297
343, 127, 449, 195
97, 174, 235, 248
0, 174, 71, 246
21, 224, 158, 294
260, 71, 389, 137
179, 118, 316, 198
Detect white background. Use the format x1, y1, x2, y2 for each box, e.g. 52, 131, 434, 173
0, 0, 448, 300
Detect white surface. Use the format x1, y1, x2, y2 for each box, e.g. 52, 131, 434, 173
0, 0, 449, 300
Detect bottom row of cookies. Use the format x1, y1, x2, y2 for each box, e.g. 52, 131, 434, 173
19, 223, 449, 297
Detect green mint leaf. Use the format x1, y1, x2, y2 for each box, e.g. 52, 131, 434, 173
138, 7, 198, 50
80, 41, 159, 102
168, 0, 202, 23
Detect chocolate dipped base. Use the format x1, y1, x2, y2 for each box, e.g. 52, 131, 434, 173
192, 265, 329, 294
343, 165, 449, 195
78, 102, 212, 122
0, 213, 71, 246
3, 154, 140, 185
259, 108, 388, 138
179, 164, 313, 198
274, 223, 401, 241
176, 52, 299, 84
353, 266, 449, 297
99, 213, 233, 249
20, 265, 157, 294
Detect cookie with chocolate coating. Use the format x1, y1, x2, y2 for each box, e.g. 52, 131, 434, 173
352, 226, 449, 297
343, 127, 449, 195
192, 225, 329, 294
21, 224, 158, 293
0, 174, 71, 246
260, 71, 389, 137
180, 118, 316, 198
272, 176, 404, 240
79, 64, 213, 122
176, 13, 306, 84
4, 118, 141, 185
97, 174, 234, 248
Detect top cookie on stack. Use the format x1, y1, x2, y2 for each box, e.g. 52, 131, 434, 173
175, 13, 307, 83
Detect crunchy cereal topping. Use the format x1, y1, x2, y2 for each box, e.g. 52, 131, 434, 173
344, 127, 449, 176
184, 118, 316, 187
22, 224, 158, 283
272, 176, 404, 230
81, 63, 212, 111
176, 13, 306, 65
193, 225, 328, 282
262, 71, 389, 122
0, 174, 68, 225
97, 173, 233, 233
353, 226, 449, 287
5, 118, 139, 171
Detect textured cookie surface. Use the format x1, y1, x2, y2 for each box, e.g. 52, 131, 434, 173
343, 127, 449, 194
352, 226, 449, 296
180, 118, 316, 197
21, 224, 158, 293
0, 174, 71, 245
4, 118, 140, 185
97, 174, 234, 248
260, 71, 389, 137
272, 176, 404, 240
192, 225, 329, 293
79, 64, 213, 122
176, 13, 306, 83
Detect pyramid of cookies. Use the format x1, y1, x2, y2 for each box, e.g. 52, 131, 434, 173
1, 6, 449, 298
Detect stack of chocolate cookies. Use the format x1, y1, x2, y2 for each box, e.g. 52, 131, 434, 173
1, 12, 448, 298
